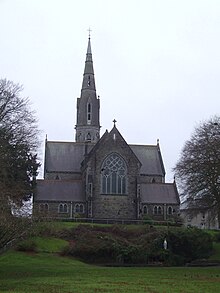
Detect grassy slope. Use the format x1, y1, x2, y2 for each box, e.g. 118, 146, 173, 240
1, 222, 220, 293
1, 250, 220, 293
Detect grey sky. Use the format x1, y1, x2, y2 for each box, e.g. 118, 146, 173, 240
1, 0, 220, 181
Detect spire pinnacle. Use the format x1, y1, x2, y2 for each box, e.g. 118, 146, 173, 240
88, 27, 92, 38
86, 28, 92, 56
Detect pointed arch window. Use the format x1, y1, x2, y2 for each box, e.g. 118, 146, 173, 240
39, 203, 49, 213
87, 102, 91, 124
153, 205, 163, 215
143, 205, 148, 214
101, 153, 127, 195
58, 203, 68, 213
86, 132, 91, 142
167, 206, 173, 215
75, 204, 84, 213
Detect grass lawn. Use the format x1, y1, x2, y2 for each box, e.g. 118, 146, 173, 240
1, 250, 220, 293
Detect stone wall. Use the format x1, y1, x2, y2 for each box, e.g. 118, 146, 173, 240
83, 127, 140, 220
140, 203, 180, 221
34, 201, 86, 218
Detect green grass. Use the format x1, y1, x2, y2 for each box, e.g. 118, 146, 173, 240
1, 250, 220, 293
33, 236, 68, 253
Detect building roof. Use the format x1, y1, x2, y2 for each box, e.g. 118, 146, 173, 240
141, 183, 180, 204
45, 140, 165, 177
45, 141, 94, 173
130, 144, 165, 176
35, 179, 84, 202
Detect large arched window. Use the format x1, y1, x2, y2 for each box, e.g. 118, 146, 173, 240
101, 153, 127, 194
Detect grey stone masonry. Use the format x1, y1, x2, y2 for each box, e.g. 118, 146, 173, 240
82, 125, 141, 219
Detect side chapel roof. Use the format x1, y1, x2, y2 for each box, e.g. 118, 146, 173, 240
45, 141, 94, 173
141, 183, 180, 204
35, 179, 84, 202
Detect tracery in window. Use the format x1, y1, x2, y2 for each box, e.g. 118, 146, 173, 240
101, 153, 127, 194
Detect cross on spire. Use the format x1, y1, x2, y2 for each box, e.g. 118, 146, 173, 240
88, 27, 92, 38
113, 119, 117, 126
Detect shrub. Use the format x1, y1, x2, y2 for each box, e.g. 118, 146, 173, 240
167, 227, 213, 263
213, 232, 220, 242
60, 224, 213, 266
16, 239, 37, 252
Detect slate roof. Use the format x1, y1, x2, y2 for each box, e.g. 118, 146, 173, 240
130, 144, 165, 176
141, 183, 180, 204
45, 141, 165, 177
45, 141, 94, 173
35, 179, 84, 202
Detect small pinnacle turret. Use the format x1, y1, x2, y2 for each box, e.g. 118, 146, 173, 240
75, 35, 100, 143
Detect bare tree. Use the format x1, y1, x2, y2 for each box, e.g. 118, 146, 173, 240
174, 116, 220, 228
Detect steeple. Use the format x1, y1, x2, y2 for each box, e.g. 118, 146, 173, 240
75, 34, 100, 143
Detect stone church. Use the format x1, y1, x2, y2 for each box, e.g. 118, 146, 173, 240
34, 36, 180, 221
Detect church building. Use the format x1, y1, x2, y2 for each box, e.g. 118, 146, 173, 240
34, 36, 180, 222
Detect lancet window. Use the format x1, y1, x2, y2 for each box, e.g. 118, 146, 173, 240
87, 102, 91, 124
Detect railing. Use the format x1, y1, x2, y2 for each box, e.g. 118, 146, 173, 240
47, 217, 182, 226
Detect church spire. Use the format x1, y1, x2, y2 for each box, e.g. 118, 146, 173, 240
81, 35, 96, 91
75, 34, 100, 143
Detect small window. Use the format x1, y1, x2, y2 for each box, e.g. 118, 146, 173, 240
137, 185, 141, 196
153, 205, 163, 215
75, 204, 84, 214
79, 204, 84, 213
167, 206, 173, 215
86, 132, 91, 142
88, 183, 93, 196
143, 205, 148, 214
87, 103, 91, 124
39, 203, 49, 212
158, 206, 162, 215
58, 203, 68, 213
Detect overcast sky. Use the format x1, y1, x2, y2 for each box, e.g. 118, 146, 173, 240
1, 0, 220, 181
